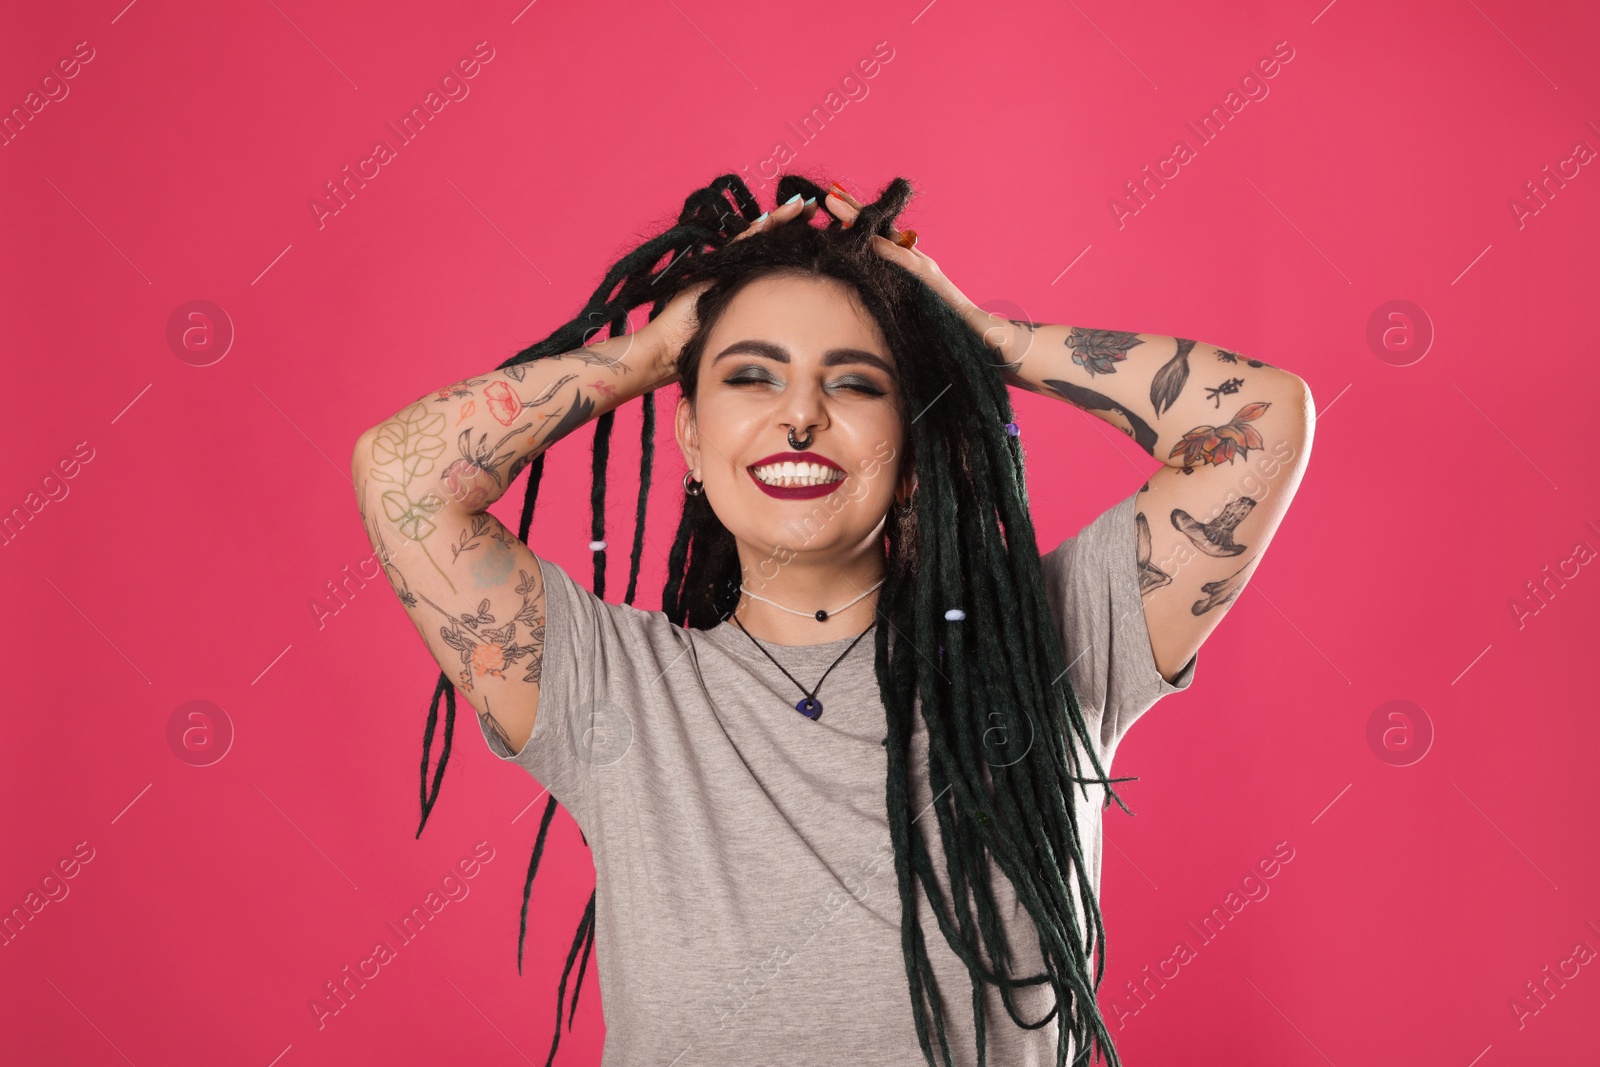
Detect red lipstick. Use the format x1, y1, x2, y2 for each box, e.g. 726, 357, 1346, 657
747, 451, 848, 500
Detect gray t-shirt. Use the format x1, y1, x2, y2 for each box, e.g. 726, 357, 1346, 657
478, 486, 1197, 1066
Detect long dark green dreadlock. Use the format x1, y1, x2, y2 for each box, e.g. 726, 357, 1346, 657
411, 172, 1138, 1067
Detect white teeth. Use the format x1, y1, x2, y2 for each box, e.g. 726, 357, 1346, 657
752, 461, 845, 487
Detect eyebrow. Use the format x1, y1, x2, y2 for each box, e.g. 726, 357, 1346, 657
711, 339, 896, 378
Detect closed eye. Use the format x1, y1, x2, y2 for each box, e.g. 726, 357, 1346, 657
723, 369, 886, 396
836, 379, 886, 396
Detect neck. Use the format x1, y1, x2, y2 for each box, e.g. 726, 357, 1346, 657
729, 547, 886, 646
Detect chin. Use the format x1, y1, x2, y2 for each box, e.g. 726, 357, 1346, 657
729, 508, 845, 553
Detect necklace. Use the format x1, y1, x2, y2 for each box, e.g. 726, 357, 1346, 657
730, 613, 877, 721
737, 577, 885, 622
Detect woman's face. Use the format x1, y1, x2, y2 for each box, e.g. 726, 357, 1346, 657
675, 272, 910, 570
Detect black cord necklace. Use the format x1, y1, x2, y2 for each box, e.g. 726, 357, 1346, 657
730, 613, 877, 721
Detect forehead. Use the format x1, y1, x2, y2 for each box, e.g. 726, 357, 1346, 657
708, 273, 892, 363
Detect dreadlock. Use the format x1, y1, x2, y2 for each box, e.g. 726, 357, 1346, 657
410, 172, 1138, 1067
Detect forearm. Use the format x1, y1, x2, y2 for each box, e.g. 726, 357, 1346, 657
965, 313, 1309, 468
353, 332, 665, 516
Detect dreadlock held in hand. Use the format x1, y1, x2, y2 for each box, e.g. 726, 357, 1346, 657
369, 173, 1142, 1067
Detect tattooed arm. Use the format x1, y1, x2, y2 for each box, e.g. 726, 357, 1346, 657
971, 318, 1315, 686
829, 193, 1316, 685
965, 319, 1304, 467
350, 330, 671, 755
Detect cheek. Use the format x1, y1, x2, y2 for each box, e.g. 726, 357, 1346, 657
693, 399, 762, 465
850, 451, 899, 503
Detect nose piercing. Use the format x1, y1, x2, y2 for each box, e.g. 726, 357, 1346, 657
787, 426, 813, 450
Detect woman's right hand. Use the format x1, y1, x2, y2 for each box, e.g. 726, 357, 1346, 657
637, 193, 824, 388
635, 280, 709, 390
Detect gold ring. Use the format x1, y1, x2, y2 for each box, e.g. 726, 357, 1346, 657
894, 229, 918, 249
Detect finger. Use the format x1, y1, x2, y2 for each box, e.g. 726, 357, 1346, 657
830, 197, 910, 246
733, 198, 797, 242
823, 191, 861, 227
730, 207, 773, 241
734, 195, 835, 244
879, 229, 924, 253
826, 182, 864, 211
823, 190, 859, 214
871, 233, 926, 261
870, 233, 909, 258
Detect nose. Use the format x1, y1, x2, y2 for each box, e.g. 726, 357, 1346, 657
782, 378, 828, 443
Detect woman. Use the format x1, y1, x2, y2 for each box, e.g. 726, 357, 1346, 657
351, 174, 1314, 1066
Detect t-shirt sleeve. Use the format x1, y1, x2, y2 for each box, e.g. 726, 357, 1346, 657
473, 554, 642, 836
1039, 486, 1199, 755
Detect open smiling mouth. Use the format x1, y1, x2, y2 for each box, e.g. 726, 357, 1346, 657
746, 451, 849, 500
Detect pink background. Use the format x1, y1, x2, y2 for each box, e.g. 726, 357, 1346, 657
3, 0, 1597, 1064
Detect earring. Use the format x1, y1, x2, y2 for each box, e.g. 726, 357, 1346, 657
683, 470, 704, 496
897, 474, 917, 506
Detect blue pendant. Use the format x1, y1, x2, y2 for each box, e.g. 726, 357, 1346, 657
796, 696, 823, 720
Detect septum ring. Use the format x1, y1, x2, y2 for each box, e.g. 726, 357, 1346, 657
787, 426, 814, 450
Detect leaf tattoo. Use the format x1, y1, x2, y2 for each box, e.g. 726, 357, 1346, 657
1169, 402, 1272, 468
1065, 328, 1144, 376
432, 377, 489, 402
450, 513, 497, 563
441, 421, 536, 500
413, 572, 548, 692
1150, 337, 1197, 418
360, 478, 418, 608
540, 387, 598, 450
368, 402, 456, 591
555, 347, 630, 373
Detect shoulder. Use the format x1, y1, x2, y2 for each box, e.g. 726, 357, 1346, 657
536, 554, 693, 662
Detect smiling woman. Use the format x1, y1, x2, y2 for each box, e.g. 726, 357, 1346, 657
350, 172, 1299, 1067
670, 272, 914, 645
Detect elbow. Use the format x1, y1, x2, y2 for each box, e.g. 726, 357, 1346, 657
350, 426, 378, 484
1279, 377, 1315, 467
1289, 376, 1315, 437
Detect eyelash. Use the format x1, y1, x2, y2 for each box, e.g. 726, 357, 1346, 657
724, 369, 885, 396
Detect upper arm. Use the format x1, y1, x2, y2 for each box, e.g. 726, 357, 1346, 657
351, 427, 548, 756
1134, 379, 1315, 682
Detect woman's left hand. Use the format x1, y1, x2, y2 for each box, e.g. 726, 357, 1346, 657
821, 184, 984, 326
824, 184, 1031, 383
